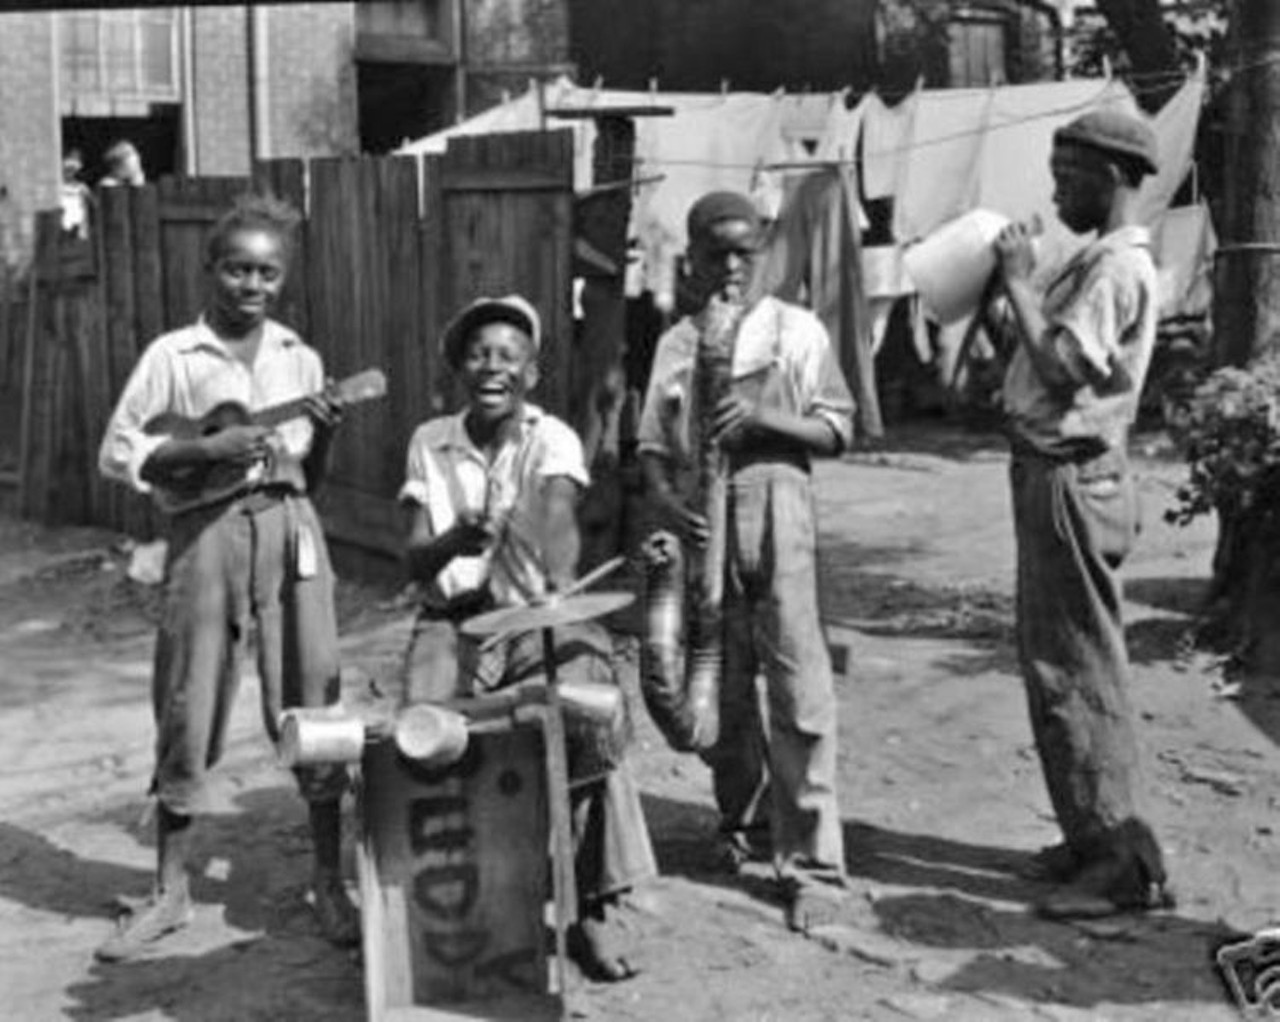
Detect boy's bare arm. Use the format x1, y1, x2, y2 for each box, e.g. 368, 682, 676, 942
640, 452, 710, 547
540, 477, 583, 592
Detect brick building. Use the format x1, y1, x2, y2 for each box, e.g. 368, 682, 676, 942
0, 0, 574, 268
0, 4, 359, 267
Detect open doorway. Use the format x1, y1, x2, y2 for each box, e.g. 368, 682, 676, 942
62, 105, 183, 186
357, 63, 456, 153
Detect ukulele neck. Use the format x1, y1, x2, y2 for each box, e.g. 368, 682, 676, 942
250, 396, 313, 431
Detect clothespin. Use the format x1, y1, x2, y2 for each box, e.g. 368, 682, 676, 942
1196, 50, 1207, 78
500, 89, 511, 105
649, 77, 659, 101
1102, 55, 1113, 80
721, 78, 730, 97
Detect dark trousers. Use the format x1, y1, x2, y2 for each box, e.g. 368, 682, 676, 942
704, 462, 844, 881
152, 495, 345, 815
1010, 446, 1165, 878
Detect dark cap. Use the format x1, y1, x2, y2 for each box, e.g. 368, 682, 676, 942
441, 295, 541, 368
687, 190, 762, 241
1054, 109, 1159, 178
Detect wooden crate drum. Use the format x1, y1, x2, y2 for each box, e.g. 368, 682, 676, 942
358, 710, 568, 1022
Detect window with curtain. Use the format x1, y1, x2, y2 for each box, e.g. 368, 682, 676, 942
59, 9, 179, 101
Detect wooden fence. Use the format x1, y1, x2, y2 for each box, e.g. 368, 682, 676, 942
7, 130, 579, 560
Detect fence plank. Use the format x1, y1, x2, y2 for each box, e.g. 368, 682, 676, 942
419, 155, 450, 418
20, 215, 60, 521
254, 158, 310, 337
158, 176, 249, 331
380, 156, 424, 490
129, 185, 165, 539
307, 159, 364, 495
101, 186, 140, 534
441, 130, 575, 419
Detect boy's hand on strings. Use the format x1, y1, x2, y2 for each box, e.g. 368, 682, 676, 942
203, 424, 273, 466
304, 379, 346, 431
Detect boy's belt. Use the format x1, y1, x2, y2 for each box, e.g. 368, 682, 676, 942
728, 438, 811, 474
237, 483, 303, 514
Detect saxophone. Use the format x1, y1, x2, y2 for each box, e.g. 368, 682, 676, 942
639, 298, 742, 753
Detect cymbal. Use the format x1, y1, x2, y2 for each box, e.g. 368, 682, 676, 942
460, 591, 634, 638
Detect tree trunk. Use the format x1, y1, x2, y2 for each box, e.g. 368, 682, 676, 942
1207, 0, 1280, 671
1096, 0, 1182, 112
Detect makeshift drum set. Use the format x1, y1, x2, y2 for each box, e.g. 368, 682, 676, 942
281, 570, 632, 1022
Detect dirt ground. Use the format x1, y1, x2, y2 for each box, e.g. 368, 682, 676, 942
0, 422, 1273, 1022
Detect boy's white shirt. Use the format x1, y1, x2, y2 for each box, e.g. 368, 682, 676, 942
98, 317, 320, 512
636, 295, 855, 465
400, 404, 589, 608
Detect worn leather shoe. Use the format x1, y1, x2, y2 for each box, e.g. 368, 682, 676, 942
95, 887, 194, 963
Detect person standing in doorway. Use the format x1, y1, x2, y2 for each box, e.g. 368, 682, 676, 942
100, 139, 146, 187
96, 193, 359, 961
991, 109, 1176, 919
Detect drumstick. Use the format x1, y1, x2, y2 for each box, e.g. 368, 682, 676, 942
559, 555, 627, 599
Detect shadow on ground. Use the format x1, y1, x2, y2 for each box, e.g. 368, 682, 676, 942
643, 792, 1236, 1013
19, 786, 366, 1022
816, 537, 1018, 679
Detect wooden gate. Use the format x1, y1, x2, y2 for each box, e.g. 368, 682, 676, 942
11, 130, 577, 564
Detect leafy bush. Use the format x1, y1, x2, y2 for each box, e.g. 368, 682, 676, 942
1167, 355, 1280, 526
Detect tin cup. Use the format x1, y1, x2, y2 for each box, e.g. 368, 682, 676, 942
394, 704, 471, 769
279, 708, 366, 766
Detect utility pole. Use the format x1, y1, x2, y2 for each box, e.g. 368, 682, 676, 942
1206, 0, 1280, 671
1213, 0, 1280, 368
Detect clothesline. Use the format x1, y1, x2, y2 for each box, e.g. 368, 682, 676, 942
621, 78, 1199, 174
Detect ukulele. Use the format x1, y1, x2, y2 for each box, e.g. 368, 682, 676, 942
143, 368, 387, 511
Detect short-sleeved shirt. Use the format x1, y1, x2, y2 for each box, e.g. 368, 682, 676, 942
637, 295, 855, 469
98, 317, 322, 514
399, 404, 589, 609
1003, 225, 1158, 455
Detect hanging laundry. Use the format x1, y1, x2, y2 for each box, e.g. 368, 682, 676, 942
628, 94, 793, 309
1136, 70, 1207, 226
856, 92, 915, 201
753, 167, 882, 438
893, 87, 996, 242
1152, 202, 1216, 320
813, 93, 867, 163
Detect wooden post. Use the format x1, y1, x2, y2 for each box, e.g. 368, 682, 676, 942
1213, 0, 1280, 368
1208, 0, 1280, 671
574, 115, 635, 573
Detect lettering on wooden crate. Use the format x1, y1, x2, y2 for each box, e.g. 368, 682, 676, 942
406, 741, 541, 995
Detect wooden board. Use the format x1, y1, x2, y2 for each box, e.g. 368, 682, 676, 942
358, 728, 563, 1022
441, 131, 575, 420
